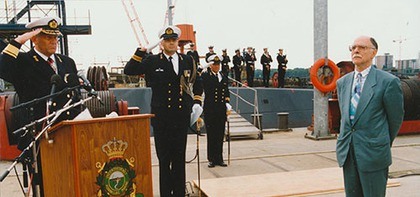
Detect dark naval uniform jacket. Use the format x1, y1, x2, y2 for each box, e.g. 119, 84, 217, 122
232, 54, 243, 69
221, 55, 231, 77
244, 52, 256, 86
202, 71, 230, 118
260, 53, 273, 71
244, 53, 256, 68
124, 49, 203, 127
277, 54, 288, 75
0, 40, 81, 146
232, 54, 244, 81
186, 50, 200, 66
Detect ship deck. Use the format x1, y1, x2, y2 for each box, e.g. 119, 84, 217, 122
1, 128, 420, 196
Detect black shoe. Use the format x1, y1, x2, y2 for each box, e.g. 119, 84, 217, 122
208, 162, 215, 168
218, 162, 228, 167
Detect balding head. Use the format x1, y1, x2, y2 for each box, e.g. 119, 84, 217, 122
350, 36, 378, 71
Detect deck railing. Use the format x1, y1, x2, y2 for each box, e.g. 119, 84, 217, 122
227, 76, 262, 131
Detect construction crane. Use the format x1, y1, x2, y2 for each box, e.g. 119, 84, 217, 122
121, 0, 149, 47
393, 36, 407, 70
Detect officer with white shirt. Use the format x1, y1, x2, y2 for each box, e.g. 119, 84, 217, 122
201, 54, 231, 168
124, 25, 203, 197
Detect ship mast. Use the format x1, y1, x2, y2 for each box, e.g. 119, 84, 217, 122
167, 0, 174, 25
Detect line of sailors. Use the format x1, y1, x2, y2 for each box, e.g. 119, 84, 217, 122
191, 45, 288, 87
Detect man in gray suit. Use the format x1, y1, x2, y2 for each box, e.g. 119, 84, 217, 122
336, 36, 404, 197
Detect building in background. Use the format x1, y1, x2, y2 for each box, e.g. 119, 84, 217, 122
395, 59, 417, 70
375, 53, 394, 70
395, 59, 418, 76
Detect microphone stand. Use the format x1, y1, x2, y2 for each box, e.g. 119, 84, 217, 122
10, 86, 81, 112
0, 94, 97, 197
195, 121, 202, 197
186, 120, 204, 197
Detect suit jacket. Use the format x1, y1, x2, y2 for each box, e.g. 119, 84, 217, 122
124, 49, 203, 128
336, 66, 404, 172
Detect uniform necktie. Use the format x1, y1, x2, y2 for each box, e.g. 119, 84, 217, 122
349, 73, 362, 124
48, 57, 57, 73
169, 56, 178, 75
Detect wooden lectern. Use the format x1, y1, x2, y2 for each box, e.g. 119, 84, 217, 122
40, 114, 154, 197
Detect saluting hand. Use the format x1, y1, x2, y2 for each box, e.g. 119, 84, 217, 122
138, 47, 147, 52
15, 28, 42, 44
146, 38, 163, 53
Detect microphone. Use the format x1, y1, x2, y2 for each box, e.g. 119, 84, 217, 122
48, 74, 63, 106
78, 74, 104, 106
78, 74, 97, 96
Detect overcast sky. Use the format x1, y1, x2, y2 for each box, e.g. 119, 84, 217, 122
64, 0, 420, 71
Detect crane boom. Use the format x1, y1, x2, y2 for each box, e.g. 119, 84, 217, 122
121, 0, 149, 46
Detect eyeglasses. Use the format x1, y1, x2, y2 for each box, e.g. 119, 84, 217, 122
349, 45, 376, 52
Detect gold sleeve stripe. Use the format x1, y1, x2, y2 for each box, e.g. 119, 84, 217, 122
132, 54, 142, 62
194, 95, 203, 101
2, 50, 17, 58
2, 44, 19, 58
225, 97, 230, 102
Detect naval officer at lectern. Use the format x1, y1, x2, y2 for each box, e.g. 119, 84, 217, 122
0, 16, 82, 197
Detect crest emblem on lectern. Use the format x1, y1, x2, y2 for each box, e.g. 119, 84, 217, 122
96, 138, 143, 197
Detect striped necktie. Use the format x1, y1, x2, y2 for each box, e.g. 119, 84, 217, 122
349, 73, 362, 124
48, 57, 57, 73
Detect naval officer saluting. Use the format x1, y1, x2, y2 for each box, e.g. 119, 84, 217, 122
201, 54, 231, 168
124, 25, 203, 197
0, 16, 82, 197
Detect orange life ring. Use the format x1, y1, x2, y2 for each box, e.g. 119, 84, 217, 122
310, 58, 340, 93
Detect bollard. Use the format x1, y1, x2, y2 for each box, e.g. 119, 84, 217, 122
277, 112, 292, 132
251, 114, 263, 130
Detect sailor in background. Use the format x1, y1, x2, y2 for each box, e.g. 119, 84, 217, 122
244, 47, 256, 87
205, 45, 216, 63
201, 54, 231, 168
260, 48, 273, 87
0, 16, 82, 196
221, 49, 231, 77
277, 48, 288, 88
186, 42, 200, 67
232, 49, 244, 86
124, 25, 203, 197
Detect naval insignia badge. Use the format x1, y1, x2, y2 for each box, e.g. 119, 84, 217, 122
48, 19, 58, 29
96, 138, 143, 197
165, 28, 173, 35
